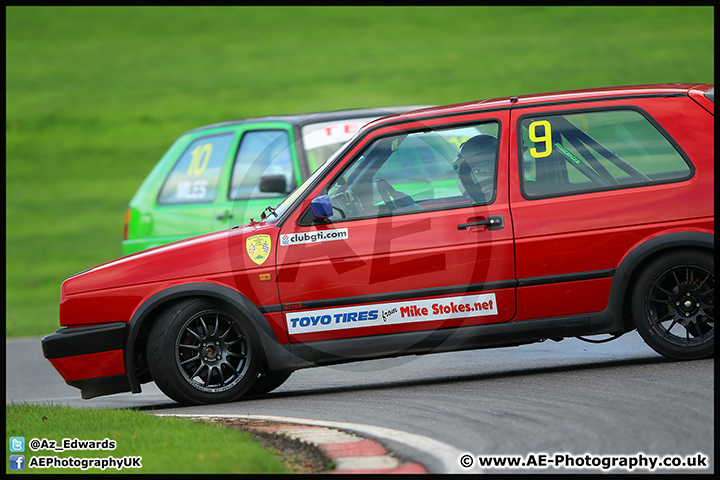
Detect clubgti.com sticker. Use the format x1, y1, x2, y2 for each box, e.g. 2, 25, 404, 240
285, 293, 497, 334
280, 228, 348, 246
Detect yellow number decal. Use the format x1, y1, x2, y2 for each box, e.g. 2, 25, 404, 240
187, 143, 213, 176
529, 120, 552, 158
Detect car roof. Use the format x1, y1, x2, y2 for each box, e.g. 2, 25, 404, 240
370, 84, 714, 126
184, 106, 432, 134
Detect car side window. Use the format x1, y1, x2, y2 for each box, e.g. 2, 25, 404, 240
157, 132, 234, 205
229, 130, 293, 200
520, 109, 692, 198
325, 122, 500, 220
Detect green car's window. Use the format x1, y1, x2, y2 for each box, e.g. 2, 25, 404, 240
230, 130, 293, 200
301, 117, 379, 172
325, 122, 500, 221
158, 133, 234, 205
520, 109, 692, 198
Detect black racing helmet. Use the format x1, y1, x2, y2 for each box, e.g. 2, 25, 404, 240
452, 134, 497, 203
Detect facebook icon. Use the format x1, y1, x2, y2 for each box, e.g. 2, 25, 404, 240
10, 455, 25, 470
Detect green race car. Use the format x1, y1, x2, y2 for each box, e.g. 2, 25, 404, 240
122, 107, 424, 255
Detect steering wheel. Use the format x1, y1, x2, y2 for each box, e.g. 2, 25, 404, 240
376, 179, 420, 212
376, 179, 395, 208
331, 191, 365, 218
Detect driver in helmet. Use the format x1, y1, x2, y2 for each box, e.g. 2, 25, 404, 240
452, 134, 497, 204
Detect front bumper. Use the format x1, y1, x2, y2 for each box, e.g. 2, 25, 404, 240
42, 322, 132, 399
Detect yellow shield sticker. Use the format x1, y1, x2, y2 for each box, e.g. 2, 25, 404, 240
246, 234, 272, 265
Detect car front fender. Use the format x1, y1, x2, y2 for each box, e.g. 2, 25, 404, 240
123, 282, 306, 393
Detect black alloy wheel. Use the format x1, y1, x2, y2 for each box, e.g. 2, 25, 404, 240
632, 250, 714, 360
147, 298, 261, 405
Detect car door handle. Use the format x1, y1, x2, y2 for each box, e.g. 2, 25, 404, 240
216, 214, 233, 220
457, 215, 504, 230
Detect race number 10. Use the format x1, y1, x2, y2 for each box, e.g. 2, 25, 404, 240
187, 143, 213, 176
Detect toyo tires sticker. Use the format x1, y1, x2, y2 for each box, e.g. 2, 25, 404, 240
285, 293, 497, 334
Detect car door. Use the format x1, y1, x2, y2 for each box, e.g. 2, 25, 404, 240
276, 111, 516, 343
152, 129, 238, 244
212, 123, 299, 230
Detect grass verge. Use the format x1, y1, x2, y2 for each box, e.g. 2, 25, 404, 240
5, 403, 291, 474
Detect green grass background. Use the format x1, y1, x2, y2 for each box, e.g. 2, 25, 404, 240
6, 6, 714, 338
6, 403, 290, 474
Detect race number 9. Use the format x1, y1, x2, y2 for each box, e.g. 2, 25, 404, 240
187, 143, 213, 176
529, 120, 552, 158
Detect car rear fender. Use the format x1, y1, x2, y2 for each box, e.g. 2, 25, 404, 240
607, 230, 714, 332
123, 282, 303, 393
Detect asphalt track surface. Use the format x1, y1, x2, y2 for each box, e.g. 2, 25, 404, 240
7, 332, 714, 473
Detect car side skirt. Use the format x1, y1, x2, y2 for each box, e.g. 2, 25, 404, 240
288, 311, 618, 369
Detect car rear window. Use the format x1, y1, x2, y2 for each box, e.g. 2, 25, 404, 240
301, 117, 380, 172
158, 132, 234, 205
519, 109, 692, 199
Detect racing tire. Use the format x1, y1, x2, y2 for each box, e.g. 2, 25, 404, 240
632, 250, 714, 360
147, 298, 262, 405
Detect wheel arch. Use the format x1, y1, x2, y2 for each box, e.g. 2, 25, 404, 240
609, 231, 714, 333
123, 282, 297, 393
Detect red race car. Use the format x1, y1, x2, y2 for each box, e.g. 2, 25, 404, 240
43, 84, 714, 405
